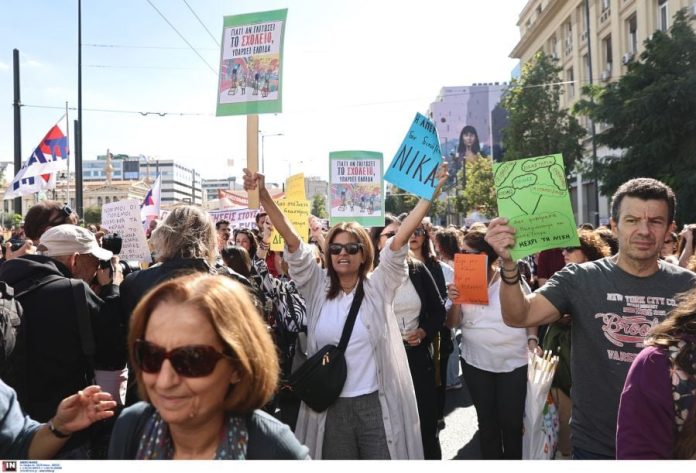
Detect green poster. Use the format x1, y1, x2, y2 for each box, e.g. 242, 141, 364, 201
493, 154, 580, 260
216, 9, 287, 116
329, 151, 385, 228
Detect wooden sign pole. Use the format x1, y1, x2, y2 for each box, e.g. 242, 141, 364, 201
246, 114, 260, 208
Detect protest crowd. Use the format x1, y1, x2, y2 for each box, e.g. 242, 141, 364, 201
1, 163, 696, 462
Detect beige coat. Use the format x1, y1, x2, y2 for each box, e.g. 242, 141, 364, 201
285, 240, 424, 459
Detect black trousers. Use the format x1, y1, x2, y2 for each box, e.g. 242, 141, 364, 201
406, 345, 442, 459
461, 358, 527, 459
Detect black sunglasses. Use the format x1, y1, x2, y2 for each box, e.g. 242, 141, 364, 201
134, 339, 233, 378
380, 231, 396, 239
413, 228, 426, 237
462, 249, 481, 255
328, 242, 363, 255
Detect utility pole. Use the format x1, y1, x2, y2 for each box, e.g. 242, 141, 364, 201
12, 49, 22, 215
584, 0, 600, 227
75, 0, 84, 219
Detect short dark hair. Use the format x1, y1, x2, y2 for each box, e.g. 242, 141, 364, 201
255, 212, 268, 225
463, 229, 498, 266
610, 178, 676, 225
24, 201, 77, 241
435, 228, 461, 262
215, 219, 230, 230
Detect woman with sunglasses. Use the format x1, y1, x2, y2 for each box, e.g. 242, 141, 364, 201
108, 274, 309, 459
243, 165, 447, 460
369, 214, 445, 459
445, 229, 538, 459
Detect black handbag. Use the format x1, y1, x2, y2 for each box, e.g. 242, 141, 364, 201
285, 281, 364, 412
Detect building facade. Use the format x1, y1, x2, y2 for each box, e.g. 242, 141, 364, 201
510, 0, 694, 224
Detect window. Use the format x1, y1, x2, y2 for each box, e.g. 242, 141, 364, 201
550, 35, 559, 59
603, 35, 613, 69
566, 68, 575, 99
601, 0, 610, 12
627, 15, 638, 54
657, 0, 669, 32
564, 21, 573, 54
97, 197, 103, 206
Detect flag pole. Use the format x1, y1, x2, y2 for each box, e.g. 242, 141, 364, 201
65, 102, 71, 206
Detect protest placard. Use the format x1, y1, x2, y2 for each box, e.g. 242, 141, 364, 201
270, 199, 310, 251
101, 200, 152, 263
453, 253, 489, 305
384, 113, 443, 200
329, 151, 384, 227
286, 173, 306, 201
216, 9, 288, 116
494, 154, 580, 260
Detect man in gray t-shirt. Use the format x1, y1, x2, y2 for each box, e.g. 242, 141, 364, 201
484, 177, 696, 459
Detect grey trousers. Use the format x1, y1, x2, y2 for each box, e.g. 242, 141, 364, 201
322, 391, 390, 459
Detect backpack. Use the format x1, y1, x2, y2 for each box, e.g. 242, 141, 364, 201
0, 281, 22, 366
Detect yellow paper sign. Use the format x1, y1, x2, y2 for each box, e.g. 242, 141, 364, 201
286, 173, 306, 201
270, 199, 311, 251
453, 253, 489, 305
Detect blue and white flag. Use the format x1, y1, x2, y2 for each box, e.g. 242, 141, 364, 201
140, 175, 161, 223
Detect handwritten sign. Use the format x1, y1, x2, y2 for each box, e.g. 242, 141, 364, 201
270, 199, 310, 251
384, 112, 443, 199
329, 151, 384, 227
453, 253, 489, 305
101, 200, 152, 263
286, 173, 306, 201
216, 9, 288, 116
494, 154, 580, 260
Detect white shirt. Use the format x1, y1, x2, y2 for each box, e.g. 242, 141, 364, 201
315, 288, 378, 397
458, 275, 529, 372
393, 278, 422, 333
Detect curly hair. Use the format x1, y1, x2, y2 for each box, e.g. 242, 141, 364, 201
577, 230, 611, 262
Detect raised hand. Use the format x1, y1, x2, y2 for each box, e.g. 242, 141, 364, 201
50, 385, 117, 435
484, 217, 517, 262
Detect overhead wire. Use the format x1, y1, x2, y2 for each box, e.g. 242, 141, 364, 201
181, 0, 220, 47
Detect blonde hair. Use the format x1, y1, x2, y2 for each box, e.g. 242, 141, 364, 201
150, 205, 217, 264
128, 274, 280, 413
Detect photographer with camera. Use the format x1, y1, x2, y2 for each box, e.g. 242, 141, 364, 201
678, 224, 696, 270
0, 225, 128, 458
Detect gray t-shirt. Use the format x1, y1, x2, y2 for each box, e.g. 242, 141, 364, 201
537, 257, 696, 457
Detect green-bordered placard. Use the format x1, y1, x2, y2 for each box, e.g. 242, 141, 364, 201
329, 151, 385, 228
216, 9, 287, 116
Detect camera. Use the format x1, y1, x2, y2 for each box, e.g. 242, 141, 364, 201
99, 233, 140, 276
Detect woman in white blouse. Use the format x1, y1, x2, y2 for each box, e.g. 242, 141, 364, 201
243, 166, 446, 460
445, 229, 538, 459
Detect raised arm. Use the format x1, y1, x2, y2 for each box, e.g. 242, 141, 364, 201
485, 217, 561, 327
392, 163, 448, 251
242, 169, 301, 253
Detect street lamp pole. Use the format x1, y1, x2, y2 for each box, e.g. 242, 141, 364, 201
260, 132, 283, 175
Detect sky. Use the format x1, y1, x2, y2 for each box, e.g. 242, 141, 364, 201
0, 0, 528, 186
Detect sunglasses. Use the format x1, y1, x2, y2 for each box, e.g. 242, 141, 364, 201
380, 231, 396, 239
328, 242, 363, 255
134, 339, 232, 378
462, 249, 481, 255
413, 228, 426, 237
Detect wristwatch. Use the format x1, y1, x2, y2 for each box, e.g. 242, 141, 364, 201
47, 419, 72, 439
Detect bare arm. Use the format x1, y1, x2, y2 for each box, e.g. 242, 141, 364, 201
678, 226, 694, 268
391, 163, 448, 251
485, 217, 562, 327
242, 169, 301, 254
445, 282, 462, 329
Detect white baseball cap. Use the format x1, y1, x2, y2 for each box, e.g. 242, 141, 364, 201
38, 224, 113, 261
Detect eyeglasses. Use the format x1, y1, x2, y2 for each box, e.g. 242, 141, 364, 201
413, 228, 426, 237
328, 242, 363, 255
562, 247, 581, 252
380, 231, 396, 239
462, 249, 481, 255
134, 339, 232, 378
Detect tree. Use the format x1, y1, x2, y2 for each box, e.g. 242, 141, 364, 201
502, 52, 586, 173
574, 9, 696, 224
311, 193, 328, 219
385, 186, 418, 217
461, 157, 498, 218
83, 207, 102, 225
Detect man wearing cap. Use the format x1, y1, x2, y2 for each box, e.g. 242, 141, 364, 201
0, 224, 126, 458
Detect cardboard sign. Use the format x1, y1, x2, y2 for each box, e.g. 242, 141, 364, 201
453, 253, 489, 305
286, 173, 306, 201
101, 200, 153, 263
328, 151, 384, 227
384, 112, 443, 199
494, 154, 580, 260
216, 9, 288, 116
270, 199, 310, 251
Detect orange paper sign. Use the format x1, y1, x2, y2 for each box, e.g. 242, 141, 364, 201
454, 253, 489, 305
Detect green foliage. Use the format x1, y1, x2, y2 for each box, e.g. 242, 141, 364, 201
502, 52, 586, 172
385, 186, 418, 217
0, 212, 22, 229
83, 207, 102, 225
574, 9, 696, 223
311, 193, 328, 219
428, 197, 447, 224
462, 157, 498, 217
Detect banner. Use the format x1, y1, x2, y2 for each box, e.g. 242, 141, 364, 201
384, 113, 443, 200
285, 173, 306, 201
216, 9, 288, 116
208, 208, 261, 228
101, 200, 153, 263
494, 154, 580, 260
270, 199, 310, 252
329, 151, 384, 227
